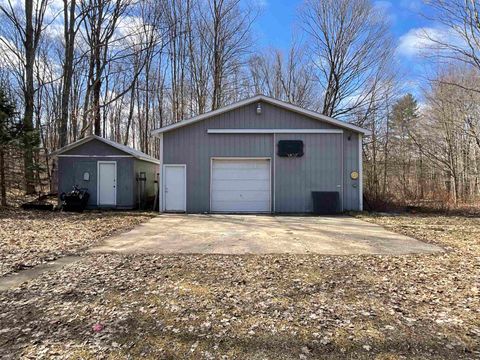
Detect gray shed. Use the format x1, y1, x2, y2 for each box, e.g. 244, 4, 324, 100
152, 95, 371, 214
53, 135, 159, 209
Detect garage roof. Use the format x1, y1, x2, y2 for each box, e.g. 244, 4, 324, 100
151, 94, 372, 136
51, 135, 160, 164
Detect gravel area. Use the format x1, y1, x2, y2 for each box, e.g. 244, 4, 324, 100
0, 208, 155, 277
0, 213, 479, 359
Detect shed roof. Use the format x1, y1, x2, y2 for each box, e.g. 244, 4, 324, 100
151, 95, 372, 136
51, 135, 160, 164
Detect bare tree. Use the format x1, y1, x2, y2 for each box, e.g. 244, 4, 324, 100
200, 0, 254, 110
249, 44, 316, 108
188, 2, 210, 114
0, 0, 50, 193
80, 0, 129, 136
161, 0, 191, 122
300, 0, 394, 119
59, 0, 86, 147
423, 0, 480, 80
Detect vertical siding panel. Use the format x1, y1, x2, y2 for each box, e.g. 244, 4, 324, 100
304, 135, 308, 212
302, 134, 306, 212
307, 135, 311, 212
236, 103, 240, 128
343, 133, 347, 210
197, 122, 203, 212
163, 101, 358, 213
274, 133, 342, 213
239, 102, 243, 128
241, 102, 246, 128
311, 135, 315, 212
341, 131, 360, 211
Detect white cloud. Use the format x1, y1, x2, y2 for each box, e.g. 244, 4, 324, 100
43, 22, 64, 40
374, 1, 392, 10
397, 26, 466, 58
251, 0, 268, 9
417, 101, 427, 114
397, 27, 443, 57
45, 0, 64, 20
399, 0, 423, 12
0, 36, 23, 70
373, 1, 397, 24
0, 0, 22, 8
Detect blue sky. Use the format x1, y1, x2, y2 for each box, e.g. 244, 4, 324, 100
250, 0, 435, 99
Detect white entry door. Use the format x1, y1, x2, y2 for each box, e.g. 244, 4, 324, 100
211, 158, 271, 213
98, 161, 117, 206
164, 165, 186, 212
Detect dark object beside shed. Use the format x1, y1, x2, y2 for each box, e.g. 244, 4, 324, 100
52, 135, 159, 209
21, 193, 57, 211
61, 186, 90, 212
21, 202, 55, 211
312, 191, 340, 214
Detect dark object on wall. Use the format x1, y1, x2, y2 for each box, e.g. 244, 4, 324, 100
277, 140, 304, 157
61, 185, 90, 212
312, 191, 340, 214
136, 172, 147, 210
153, 172, 160, 211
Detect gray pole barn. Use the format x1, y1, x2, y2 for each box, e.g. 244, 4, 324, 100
53, 135, 159, 209
152, 95, 371, 214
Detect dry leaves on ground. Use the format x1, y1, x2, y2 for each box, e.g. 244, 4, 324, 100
0, 213, 479, 359
0, 208, 155, 277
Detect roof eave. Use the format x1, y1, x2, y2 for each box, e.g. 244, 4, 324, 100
50, 134, 160, 163
50, 136, 95, 156
136, 157, 161, 165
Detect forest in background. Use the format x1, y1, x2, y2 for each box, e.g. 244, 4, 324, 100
0, 0, 479, 210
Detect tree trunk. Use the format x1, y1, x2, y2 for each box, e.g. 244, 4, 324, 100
93, 67, 102, 135
59, 0, 77, 148
23, 0, 37, 194
124, 69, 138, 145
0, 146, 6, 206
211, 0, 222, 111
81, 53, 94, 137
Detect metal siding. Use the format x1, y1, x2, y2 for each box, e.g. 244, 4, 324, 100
202, 102, 335, 129
58, 158, 97, 206
164, 128, 273, 213
275, 133, 343, 213
163, 100, 360, 213
62, 138, 129, 156
134, 159, 159, 203
58, 157, 135, 208
342, 131, 360, 210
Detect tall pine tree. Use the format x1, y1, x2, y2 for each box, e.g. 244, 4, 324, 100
0, 86, 18, 206
390, 93, 421, 199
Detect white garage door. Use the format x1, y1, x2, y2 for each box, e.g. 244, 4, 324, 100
211, 159, 271, 213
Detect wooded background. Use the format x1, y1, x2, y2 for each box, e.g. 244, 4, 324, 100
0, 0, 479, 209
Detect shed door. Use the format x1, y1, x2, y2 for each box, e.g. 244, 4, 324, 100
98, 161, 116, 206
211, 159, 271, 213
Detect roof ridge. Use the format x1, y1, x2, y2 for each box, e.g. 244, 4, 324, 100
51, 135, 160, 164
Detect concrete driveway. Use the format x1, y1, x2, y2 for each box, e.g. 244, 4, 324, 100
89, 214, 443, 255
